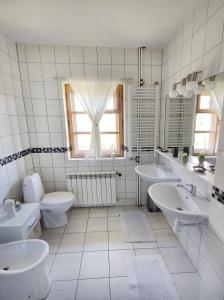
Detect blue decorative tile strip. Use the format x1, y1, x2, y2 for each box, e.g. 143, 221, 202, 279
212, 186, 224, 205
0, 147, 69, 166
31, 147, 68, 153
0, 148, 31, 166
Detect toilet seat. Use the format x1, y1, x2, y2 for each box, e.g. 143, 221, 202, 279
41, 192, 75, 210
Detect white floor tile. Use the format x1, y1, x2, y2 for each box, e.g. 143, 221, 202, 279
41, 233, 62, 253
38, 206, 212, 299
70, 208, 89, 219
65, 218, 88, 233
135, 248, 160, 256
108, 206, 125, 217
46, 280, 77, 300
124, 206, 142, 212
50, 252, 82, 280
154, 229, 180, 247
109, 231, 133, 250
160, 247, 196, 273
110, 277, 131, 300
133, 241, 157, 250
108, 216, 121, 231
46, 254, 55, 273
172, 273, 212, 300
58, 233, 85, 253
109, 250, 135, 277
147, 212, 170, 229
43, 226, 66, 234
87, 217, 107, 232
79, 251, 109, 279
84, 231, 108, 251
89, 207, 108, 218
76, 278, 110, 300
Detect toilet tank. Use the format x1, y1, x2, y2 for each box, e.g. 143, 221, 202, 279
23, 173, 45, 203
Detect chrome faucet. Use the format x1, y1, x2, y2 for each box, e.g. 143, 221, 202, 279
158, 163, 168, 171
177, 183, 197, 196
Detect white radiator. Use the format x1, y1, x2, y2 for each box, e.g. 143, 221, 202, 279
127, 84, 160, 157
165, 96, 195, 148
66, 172, 117, 207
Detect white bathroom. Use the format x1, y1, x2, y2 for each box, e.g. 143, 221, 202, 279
0, 0, 224, 299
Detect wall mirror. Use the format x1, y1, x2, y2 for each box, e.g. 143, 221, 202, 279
163, 74, 224, 174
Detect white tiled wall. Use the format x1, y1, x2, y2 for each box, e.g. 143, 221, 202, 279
159, 2, 224, 294
0, 32, 33, 208
158, 152, 224, 298
17, 44, 162, 204
160, 0, 224, 146
215, 106, 224, 191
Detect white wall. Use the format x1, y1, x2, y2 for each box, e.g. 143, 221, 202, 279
0, 32, 33, 208
158, 153, 224, 299
159, 1, 224, 296
17, 44, 162, 205
160, 0, 224, 146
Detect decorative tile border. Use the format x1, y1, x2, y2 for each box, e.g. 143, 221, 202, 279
0, 147, 69, 166
31, 147, 68, 153
0, 148, 31, 166
212, 186, 224, 205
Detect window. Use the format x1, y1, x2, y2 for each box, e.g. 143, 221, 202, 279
65, 83, 124, 158
193, 94, 220, 155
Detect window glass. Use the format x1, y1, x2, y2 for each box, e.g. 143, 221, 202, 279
100, 114, 117, 132
199, 95, 211, 109
194, 133, 210, 150
101, 134, 118, 153
65, 84, 124, 157
74, 114, 92, 132
106, 96, 116, 110
76, 134, 91, 151
193, 94, 220, 155
195, 113, 212, 131
72, 96, 85, 112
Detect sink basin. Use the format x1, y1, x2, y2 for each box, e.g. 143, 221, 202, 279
148, 182, 209, 224
0, 203, 40, 243
135, 164, 179, 183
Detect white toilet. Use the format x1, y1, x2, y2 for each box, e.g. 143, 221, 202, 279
23, 173, 75, 228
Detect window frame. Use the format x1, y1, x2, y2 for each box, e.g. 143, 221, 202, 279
193, 94, 220, 156
64, 83, 124, 158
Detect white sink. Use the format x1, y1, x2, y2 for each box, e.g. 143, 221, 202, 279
0, 203, 40, 243
135, 164, 179, 183
148, 182, 209, 224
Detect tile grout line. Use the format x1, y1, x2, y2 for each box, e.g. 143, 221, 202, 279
74, 208, 89, 300
106, 207, 112, 300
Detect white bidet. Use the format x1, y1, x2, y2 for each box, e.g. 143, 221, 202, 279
0, 239, 51, 300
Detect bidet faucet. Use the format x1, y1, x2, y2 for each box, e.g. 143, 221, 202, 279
177, 183, 197, 196
159, 163, 168, 171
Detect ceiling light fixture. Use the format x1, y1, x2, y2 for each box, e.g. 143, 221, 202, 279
186, 72, 198, 94
169, 83, 178, 97
177, 78, 187, 96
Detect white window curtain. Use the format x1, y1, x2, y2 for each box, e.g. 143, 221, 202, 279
70, 80, 118, 158
205, 78, 224, 119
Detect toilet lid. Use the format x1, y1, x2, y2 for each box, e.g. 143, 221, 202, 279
41, 192, 74, 208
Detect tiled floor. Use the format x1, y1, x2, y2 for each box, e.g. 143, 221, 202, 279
42, 206, 207, 300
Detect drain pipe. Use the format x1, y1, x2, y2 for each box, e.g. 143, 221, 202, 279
136, 47, 146, 206
138, 47, 145, 87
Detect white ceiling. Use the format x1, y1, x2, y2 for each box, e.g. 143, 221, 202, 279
0, 0, 202, 48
